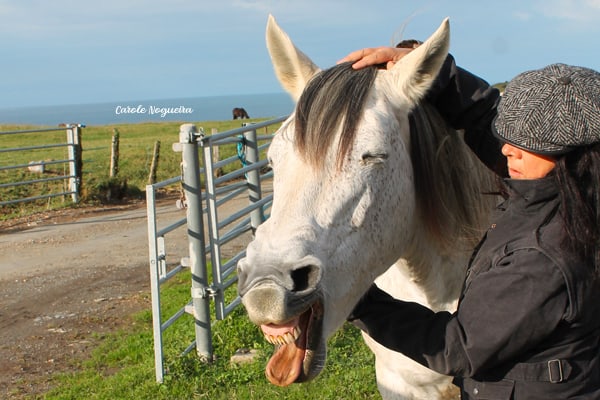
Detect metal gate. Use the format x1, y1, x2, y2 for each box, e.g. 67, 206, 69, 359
146, 117, 285, 382
0, 124, 84, 206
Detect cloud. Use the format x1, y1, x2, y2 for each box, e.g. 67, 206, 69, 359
534, 0, 600, 24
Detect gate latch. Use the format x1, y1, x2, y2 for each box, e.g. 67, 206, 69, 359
191, 286, 218, 299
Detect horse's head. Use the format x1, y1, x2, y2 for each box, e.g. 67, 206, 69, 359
237, 15, 450, 386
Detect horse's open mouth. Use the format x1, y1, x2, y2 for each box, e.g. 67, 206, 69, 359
260, 301, 324, 386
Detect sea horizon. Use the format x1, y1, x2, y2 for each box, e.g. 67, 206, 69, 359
0, 92, 295, 126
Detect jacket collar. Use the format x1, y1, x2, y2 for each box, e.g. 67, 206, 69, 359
502, 176, 559, 211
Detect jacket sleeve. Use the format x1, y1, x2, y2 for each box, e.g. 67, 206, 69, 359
349, 249, 568, 378
426, 55, 507, 177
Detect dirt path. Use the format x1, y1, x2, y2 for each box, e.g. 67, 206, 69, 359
0, 195, 241, 398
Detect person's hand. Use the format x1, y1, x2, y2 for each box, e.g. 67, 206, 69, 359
337, 46, 413, 70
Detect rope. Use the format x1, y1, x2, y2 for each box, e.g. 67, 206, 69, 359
237, 135, 248, 167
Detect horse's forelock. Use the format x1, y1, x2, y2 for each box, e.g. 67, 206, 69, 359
294, 62, 378, 169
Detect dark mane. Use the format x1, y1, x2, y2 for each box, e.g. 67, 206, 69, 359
295, 62, 377, 169
409, 103, 497, 250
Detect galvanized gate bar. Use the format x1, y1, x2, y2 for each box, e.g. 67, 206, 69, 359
0, 159, 73, 171
204, 116, 286, 142
0, 175, 74, 188
0, 127, 75, 135
145, 181, 165, 383
0, 191, 78, 206
201, 137, 225, 319
0, 143, 70, 153
242, 125, 266, 231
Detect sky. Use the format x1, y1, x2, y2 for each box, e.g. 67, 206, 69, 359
1, 0, 599, 109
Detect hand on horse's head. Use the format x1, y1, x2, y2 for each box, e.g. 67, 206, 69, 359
337, 46, 414, 70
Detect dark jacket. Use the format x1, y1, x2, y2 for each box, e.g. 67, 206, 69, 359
425, 54, 506, 176
350, 56, 600, 399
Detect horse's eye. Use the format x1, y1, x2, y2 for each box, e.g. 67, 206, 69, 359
360, 152, 388, 165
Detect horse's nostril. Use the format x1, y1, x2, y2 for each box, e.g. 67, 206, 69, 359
291, 265, 320, 292
236, 261, 249, 293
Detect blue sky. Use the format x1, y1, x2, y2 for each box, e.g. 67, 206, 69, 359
1, 0, 599, 109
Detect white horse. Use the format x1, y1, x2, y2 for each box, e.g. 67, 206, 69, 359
237, 16, 497, 399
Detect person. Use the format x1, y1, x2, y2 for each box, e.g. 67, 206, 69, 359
339, 46, 600, 399
396, 38, 423, 49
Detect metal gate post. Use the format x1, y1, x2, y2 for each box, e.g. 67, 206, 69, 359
243, 125, 265, 231
65, 124, 82, 203
146, 185, 165, 382
179, 124, 213, 362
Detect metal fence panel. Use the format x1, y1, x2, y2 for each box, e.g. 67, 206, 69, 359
146, 116, 285, 382
0, 124, 83, 206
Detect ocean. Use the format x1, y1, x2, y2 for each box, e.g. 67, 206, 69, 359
0, 93, 295, 126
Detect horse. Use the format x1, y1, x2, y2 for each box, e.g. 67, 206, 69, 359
237, 16, 498, 399
232, 107, 250, 119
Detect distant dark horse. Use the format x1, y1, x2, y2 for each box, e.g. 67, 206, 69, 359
232, 107, 250, 119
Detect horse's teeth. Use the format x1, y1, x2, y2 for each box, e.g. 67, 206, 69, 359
263, 327, 302, 345
283, 332, 295, 344
265, 333, 278, 345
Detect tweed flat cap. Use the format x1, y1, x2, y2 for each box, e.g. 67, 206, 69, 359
493, 63, 600, 154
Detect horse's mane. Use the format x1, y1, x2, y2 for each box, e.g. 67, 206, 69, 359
409, 104, 497, 250
295, 63, 497, 250
295, 62, 377, 170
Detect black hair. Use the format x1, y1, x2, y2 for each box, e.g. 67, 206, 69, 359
554, 142, 600, 277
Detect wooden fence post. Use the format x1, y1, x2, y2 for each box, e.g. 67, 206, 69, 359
148, 140, 161, 185
110, 128, 120, 178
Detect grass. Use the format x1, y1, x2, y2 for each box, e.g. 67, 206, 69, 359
42, 271, 378, 399
0, 119, 274, 219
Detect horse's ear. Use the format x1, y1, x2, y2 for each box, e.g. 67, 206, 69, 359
266, 14, 321, 102
386, 18, 450, 105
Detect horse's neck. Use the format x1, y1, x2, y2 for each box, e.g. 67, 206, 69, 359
380, 130, 498, 311
375, 231, 471, 312
377, 171, 497, 311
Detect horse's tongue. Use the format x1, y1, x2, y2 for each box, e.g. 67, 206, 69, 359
265, 341, 305, 386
